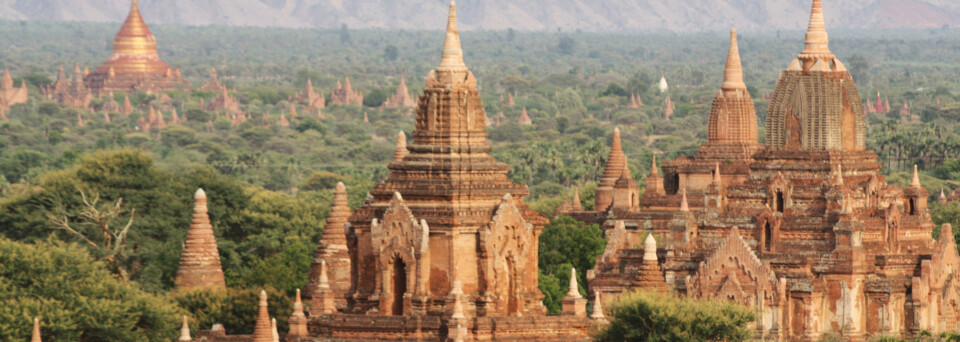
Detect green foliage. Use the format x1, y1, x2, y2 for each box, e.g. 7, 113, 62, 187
174, 287, 292, 335
538, 216, 605, 314
0, 237, 182, 341
0, 150, 329, 293
593, 291, 755, 342
302, 171, 347, 191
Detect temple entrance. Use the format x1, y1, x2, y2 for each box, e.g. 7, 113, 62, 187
392, 258, 406, 316
909, 199, 916, 216
764, 223, 772, 252
776, 191, 785, 213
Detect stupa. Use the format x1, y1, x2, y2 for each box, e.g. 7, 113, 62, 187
83, 0, 190, 96
175, 189, 227, 292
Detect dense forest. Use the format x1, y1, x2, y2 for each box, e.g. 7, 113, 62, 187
2, 20, 960, 340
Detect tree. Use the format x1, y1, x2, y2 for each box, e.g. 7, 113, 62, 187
47, 190, 136, 280
557, 36, 578, 55
537, 216, 605, 314
339, 24, 350, 44
384, 45, 399, 62
593, 291, 755, 342
0, 238, 182, 341
847, 54, 870, 88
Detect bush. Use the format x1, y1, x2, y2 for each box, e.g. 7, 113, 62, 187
593, 291, 755, 342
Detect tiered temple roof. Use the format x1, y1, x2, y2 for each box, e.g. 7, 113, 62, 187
83, 0, 190, 95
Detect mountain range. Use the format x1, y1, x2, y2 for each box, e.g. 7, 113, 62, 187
0, 0, 958, 32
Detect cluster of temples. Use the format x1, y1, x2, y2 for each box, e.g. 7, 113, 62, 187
9, 0, 953, 341
559, 0, 960, 340
172, 2, 595, 341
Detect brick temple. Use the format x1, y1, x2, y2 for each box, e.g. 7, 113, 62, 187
560, 1, 960, 340
0, 68, 28, 118
181, 2, 594, 341
82, 0, 190, 96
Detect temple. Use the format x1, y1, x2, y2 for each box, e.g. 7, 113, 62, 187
305, 3, 590, 339
42, 64, 93, 110
329, 76, 363, 106
565, 1, 960, 340
381, 76, 416, 108
200, 68, 226, 93
290, 79, 326, 111
83, 0, 190, 96
0, 68, 28, 117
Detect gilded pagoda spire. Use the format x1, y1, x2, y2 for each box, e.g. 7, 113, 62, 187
721, 28, 746, 93
799, 0, 834, 61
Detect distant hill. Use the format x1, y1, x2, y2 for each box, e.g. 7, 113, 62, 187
1, 0, 959, 32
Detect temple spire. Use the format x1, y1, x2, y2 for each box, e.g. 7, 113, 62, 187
799, 0, 833, 60
436, 1, 467, 73
650, 155, 659, 177
394, 131, 409, 162
175, 188, 226, 291
643, 233, 658, 262
179, 316, 191, 342
288, 289, 307, 336
591, 292, 606, 320
721, 28, 746, 93
253, 290, 273, 342
680, 188, 689, 212
567, 267, 582, 299
572, 187, 582, 211
911, 165, 921, 188
31, 317, 41, 342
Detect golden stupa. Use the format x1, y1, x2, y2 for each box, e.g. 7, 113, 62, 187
84, 0, 189, 95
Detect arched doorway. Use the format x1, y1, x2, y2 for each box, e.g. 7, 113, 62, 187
776, 191, 785, 213
764, 222, 772, 252
392, 258, 406, 316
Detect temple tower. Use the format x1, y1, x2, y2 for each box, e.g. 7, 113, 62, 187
766, 0, 865, 151
304, 182, 352, 310
175, 189, 226, 291
346, 0, 548, 319
596, 128, 627, 211
700, 28, 761, 158
84, 0, 189, 95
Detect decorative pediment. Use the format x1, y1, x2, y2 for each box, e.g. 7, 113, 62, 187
714, 272, 747, 303
688, 227, 778, 307
372, 192, 429, 259
481, 194, 532, 259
